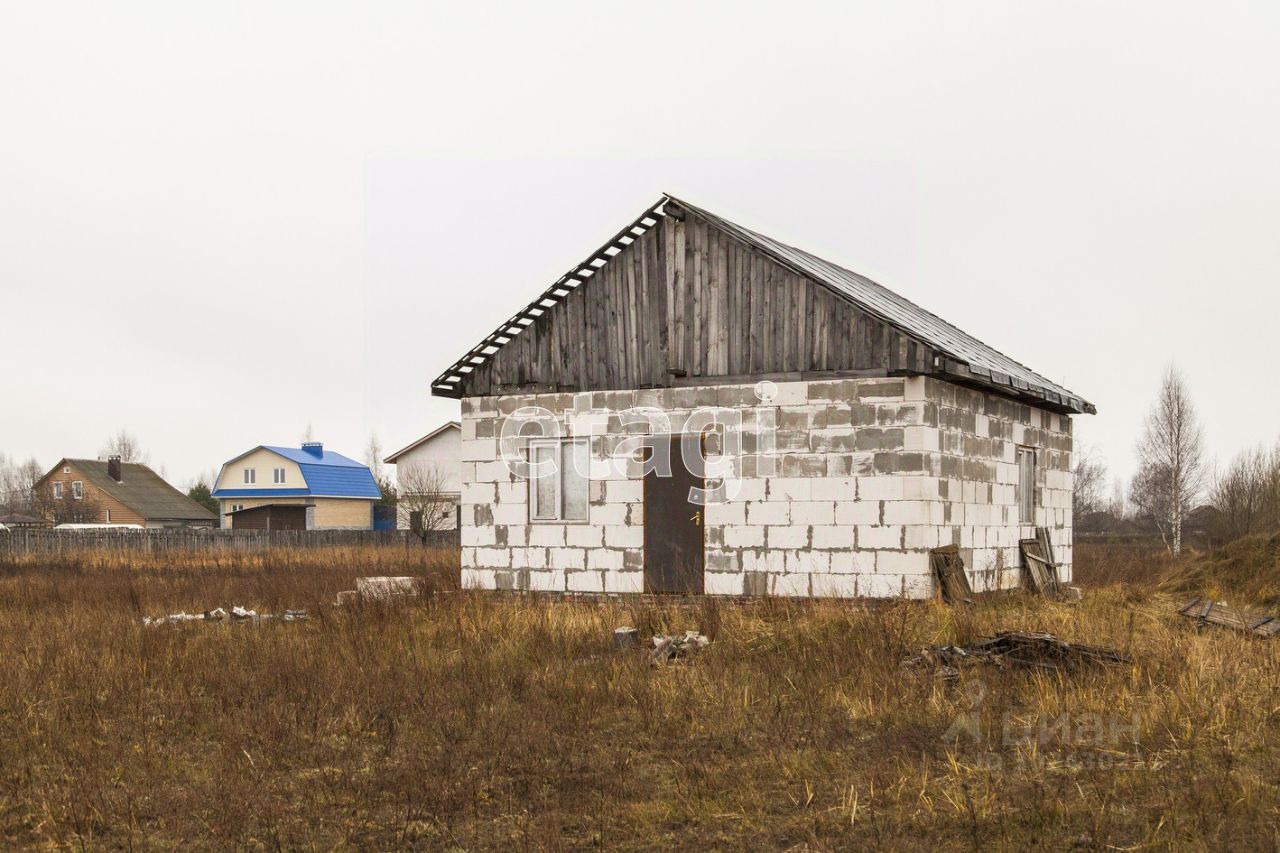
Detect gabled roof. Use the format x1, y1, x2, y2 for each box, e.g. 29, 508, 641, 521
46, 459, 216, 521
384, 421, 461, 464
432, 193, 1093, 414
211, 445, 381, 500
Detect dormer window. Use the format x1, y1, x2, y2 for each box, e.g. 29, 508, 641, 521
273, 468, 286, 484
243, 468, 256, 485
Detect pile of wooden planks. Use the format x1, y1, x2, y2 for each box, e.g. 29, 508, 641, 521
902, 630, 1132, 679
1177, 597, 1280, 638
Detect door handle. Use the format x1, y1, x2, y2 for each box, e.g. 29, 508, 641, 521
690, 511, 701, 526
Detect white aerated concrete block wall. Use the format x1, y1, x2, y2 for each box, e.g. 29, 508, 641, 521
459, 376, 1072, 598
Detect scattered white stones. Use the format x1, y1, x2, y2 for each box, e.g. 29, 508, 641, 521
142, 607, 307, 626
613, 627, 639, 649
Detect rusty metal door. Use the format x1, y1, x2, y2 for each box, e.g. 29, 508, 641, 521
643, 434, 705, 594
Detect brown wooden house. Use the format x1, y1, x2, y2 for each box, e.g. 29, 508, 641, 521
36, 457, 217, 528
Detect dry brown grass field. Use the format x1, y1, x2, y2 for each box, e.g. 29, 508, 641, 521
1, 542, 1278, 850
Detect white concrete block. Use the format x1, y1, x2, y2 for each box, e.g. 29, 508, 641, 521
810, 477, 857, 501
460, 525, 496, 547
767, 525, 809, 548
741, 550, 785, 573
811, 573, 859, 597
705, 572, 744, 596
786, 550, 829, 573
460, 568, 494, 589
706, 501, 747, 525
858, 525, 903, 549
828, 550, 875, 574
549, 547, 585, 569
496, 481, 525, 503
525, 570, 566, 592
772, 573, 810, 596
474, 547, 511, 568
882, 501, 934, 525
478, 460, 516, 483
903, 525, 941, 550
605, 480, 643, 503
590, 503, 629, 525
902, 573, 933, 599
835, 500, 881, 525
588, 548, 624, 570
767, 478, 813, 501
724, 525, 765, 547
790, 501, 835, 525
566, 525, 603, 547
492, 503, 528, 525
747, 502, 790, 525
860, 572, 903, 597
857, 476, 904, 501
460, 439, 498, 462
605, 571, 644, 593
462, 482, 496, 504
605, 525, 643, 547
876, 550, 927, 575
566, 570, 604, 593
769, 381, 808, 406
722, 477, 767, 502
529, 525, 565, 547
811, 525, 856, 549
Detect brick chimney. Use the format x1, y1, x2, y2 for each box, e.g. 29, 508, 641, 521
301, 442, 324, 458
107, 455, 122, 481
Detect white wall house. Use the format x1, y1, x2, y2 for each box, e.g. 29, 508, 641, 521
429, 195, 1093, 598
384, 422, 461, 530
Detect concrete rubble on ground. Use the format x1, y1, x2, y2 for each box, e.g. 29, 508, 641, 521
143, 607, 307, 626
901, 631, 1131, 680
650, 631, 711, 665
334, 576, 424, 605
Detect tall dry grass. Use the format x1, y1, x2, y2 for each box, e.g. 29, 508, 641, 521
0, 544, 1277, 849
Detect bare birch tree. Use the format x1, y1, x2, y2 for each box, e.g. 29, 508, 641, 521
396, 462, 456, 541
102, 429, 147, 464
1072, 446, 1107, 518
1132, 366, 1206, 555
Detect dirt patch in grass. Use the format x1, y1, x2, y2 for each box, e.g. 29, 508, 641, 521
0, 544, 1277, 849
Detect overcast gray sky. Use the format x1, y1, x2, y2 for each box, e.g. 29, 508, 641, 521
3, 2, 1277, 491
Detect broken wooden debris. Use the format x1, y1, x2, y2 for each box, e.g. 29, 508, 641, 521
143, 607, 307, 626
650, 631, 710, 665
930, 545, 973, 605
1177, 597, 1280, 637
902, 631, 1132, 679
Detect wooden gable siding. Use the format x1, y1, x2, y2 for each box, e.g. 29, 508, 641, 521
466, 211, 935, 396
45, 464, 146, 526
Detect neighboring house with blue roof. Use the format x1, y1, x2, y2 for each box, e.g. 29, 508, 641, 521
211, 442, 381, 529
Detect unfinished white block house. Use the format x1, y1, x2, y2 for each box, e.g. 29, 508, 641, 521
432, 195, 1094, 598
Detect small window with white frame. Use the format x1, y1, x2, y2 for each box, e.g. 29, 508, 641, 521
53, 482, 63, 500
1017, 446, 1036, 523
72, 481, 83, 500
62, 466, 70, 474
243, 468, 256, 485
528, 438, 589, 522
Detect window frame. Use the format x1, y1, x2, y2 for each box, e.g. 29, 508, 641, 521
53, 482, 63, 500
243, 468, 256, 485
1016, 446, 1036, 523
527, 437, 590, 523
72, 481, 83, 500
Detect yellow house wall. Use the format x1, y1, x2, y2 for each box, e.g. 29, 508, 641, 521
214, 449, 305, 493
312, 499, 373, 529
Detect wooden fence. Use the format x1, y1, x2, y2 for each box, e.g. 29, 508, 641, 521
0, 527, 459, 557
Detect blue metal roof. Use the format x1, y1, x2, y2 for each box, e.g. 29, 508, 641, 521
212, 445, 382, 500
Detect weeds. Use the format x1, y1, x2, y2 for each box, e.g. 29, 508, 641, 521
0, 543, 1276, 849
